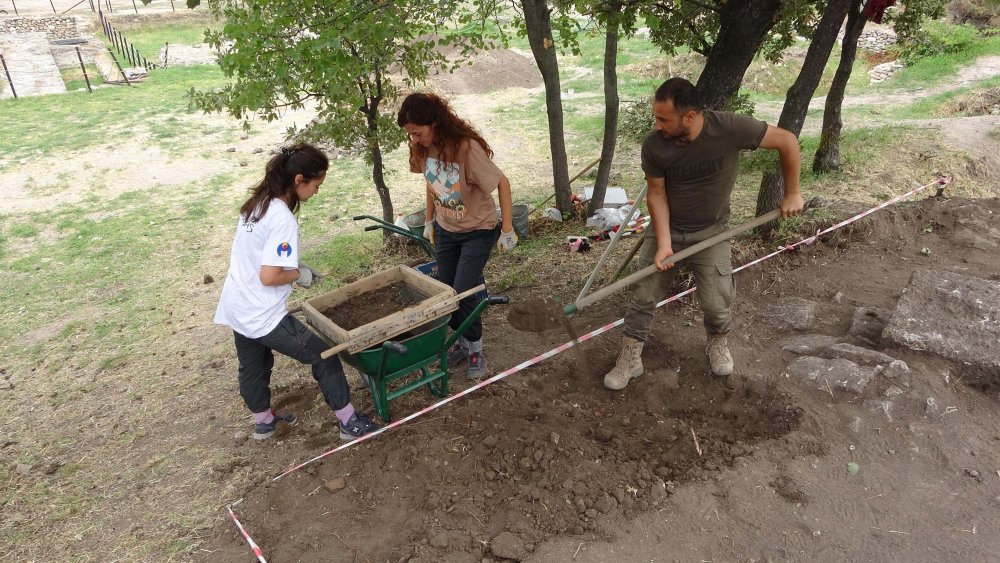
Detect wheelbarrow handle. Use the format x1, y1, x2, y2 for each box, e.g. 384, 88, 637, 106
488, 295, 509, 305
443, 292, 508, 354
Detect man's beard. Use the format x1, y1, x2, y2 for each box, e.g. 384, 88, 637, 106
663, 126, 691, 145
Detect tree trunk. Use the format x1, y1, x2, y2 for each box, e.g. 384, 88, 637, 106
696, 0, 784, 110
522, 0, 573, 215
755, 0, 853, 230
365, 100, 394, 226
814, 0, 866, 173
589, 10, 620, 215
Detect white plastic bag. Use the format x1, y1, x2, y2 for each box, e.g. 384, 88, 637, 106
586, 206, 639, 232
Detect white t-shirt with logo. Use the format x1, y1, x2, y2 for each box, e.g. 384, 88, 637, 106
214, 199, 299, 338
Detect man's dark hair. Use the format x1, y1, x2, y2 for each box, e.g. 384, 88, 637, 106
654, 77, 704, 113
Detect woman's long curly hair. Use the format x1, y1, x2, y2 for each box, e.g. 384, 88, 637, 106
397, 92, 492, 170
239, 143, 328, 223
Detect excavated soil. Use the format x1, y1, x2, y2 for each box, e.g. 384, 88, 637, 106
322, 282, 424, 331
202, 196, 1000, 562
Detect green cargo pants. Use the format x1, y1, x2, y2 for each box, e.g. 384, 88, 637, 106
623, 221, 734, 342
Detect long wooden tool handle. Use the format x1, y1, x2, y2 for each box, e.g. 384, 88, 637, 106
566, 209, 782, 315
320, 340, 353, 360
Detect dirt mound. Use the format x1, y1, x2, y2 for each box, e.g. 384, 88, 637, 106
209, 347, 801, 562
428, 46, 542, 95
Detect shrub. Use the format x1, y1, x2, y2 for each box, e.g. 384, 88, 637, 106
947, 0, 1000, 30
896, 20, 980, 63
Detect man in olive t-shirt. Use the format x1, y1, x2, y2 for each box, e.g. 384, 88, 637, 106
604, 77, 804, 391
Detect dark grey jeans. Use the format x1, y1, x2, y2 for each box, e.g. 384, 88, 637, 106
623, 222, 735, 341
434, 223, 500, 343
233, 315, 351, 413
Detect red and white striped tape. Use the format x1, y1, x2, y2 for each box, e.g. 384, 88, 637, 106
228, 501, 268, 563
272, 176, 948, 481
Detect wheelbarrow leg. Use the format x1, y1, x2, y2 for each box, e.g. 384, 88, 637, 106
424, 365, 449, 397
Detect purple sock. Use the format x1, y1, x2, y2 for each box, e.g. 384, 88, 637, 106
334, 403, 355, 425
253, 408, 275, 425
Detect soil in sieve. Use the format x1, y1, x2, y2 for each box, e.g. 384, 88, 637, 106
322, 282, 425, 330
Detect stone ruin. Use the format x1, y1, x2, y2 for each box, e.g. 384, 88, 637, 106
0, 15, 132, 98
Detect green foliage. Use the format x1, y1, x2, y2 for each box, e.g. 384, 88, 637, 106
724, 90, 755, 116
191, 0, 497, 163
896, 19, 980, 63
618, 97, 652, 143
888, 0, 949, 40
641, 0, 820, 62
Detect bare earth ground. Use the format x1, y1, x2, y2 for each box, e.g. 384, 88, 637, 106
201, 196, 1000, 563
2, 34, 1000, 561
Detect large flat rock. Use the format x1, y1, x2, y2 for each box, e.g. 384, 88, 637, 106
883, 269, 1000, 373
784, 356, 878, 395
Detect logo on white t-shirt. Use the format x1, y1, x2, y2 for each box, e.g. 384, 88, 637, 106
276, 242, 292, 257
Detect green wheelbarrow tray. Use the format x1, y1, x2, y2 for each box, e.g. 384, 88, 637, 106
340, 294, 509, 422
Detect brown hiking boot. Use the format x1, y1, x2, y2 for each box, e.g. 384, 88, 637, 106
706, 333, 734, 377
604, 336, 644, 390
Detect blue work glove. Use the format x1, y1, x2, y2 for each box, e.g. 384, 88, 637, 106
497, 229, 518, 252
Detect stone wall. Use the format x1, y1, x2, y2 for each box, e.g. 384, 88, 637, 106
0, 16, 81, 40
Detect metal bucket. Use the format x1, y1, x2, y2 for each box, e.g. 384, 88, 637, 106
402, 211, 426, 239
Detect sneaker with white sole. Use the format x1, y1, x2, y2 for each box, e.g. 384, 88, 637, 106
252, 412, 296, 440
339, 412, 380, 441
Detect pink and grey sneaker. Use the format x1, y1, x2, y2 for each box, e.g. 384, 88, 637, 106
252, 412, 296, 441
446, 340, 470, 365
467, 351, 488, 380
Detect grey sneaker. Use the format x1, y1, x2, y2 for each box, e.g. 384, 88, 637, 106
446, 340, 470, 365
467, 351, 487, 380
252, 412, 296, 440
339, 412, 380, 441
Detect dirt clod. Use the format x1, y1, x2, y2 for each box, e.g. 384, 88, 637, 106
323, 478, 346, 493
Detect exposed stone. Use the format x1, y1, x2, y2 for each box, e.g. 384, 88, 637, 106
233, 431, 249, 443
763, 297, 817, 331
781, 335, 843, 355
490, 531, 527, 561
848, 306, 891, 345
816, 343, 896, 367
884, 385, 904, 398
882, 360, 911, 387
925, 397, 940, 417
323, 477, 346, 493
883, 269, 1000, 374
784, 356, 878, 395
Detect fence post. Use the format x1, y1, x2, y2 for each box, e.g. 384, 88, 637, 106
75, 47, 93, 93
169, 0, 174, 10
106, 0, 112, 13
107, 46, 131, 86
0, 54, 17, 99
163, 41, 168, 68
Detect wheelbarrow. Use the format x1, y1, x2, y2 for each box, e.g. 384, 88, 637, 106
353, 214, 489, 303
339, 293, 508, 422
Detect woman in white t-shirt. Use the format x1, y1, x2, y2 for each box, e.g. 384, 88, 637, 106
214, 143, 379, 441
397, 93, 518, 380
